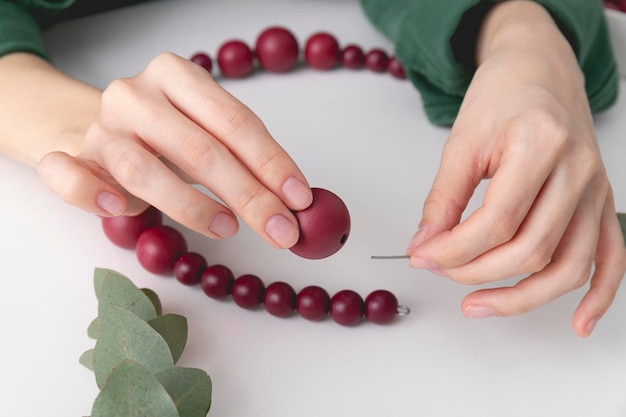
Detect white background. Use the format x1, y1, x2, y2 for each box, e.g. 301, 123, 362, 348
1, 1, 625, 416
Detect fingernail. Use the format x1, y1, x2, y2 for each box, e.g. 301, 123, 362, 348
282, 177, 312, 210
464, 305, 497, 318
409, 257, 447, 277
584, 315, 601, 337
209, 212, 238, 238
266, 214, 299, 248
96, 192, 125, 216
406, 225, 427, 253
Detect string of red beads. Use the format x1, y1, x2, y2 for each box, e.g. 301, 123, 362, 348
190, 26, 406, 80
102, 26, 410, 326
102, 206, 408, 326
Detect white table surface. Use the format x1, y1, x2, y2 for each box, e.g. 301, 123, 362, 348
2, 1, 626, 416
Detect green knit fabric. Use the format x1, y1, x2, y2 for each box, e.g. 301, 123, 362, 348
0, 1, 73, 58
1, 0, 619, 126
359, 0, 619, 125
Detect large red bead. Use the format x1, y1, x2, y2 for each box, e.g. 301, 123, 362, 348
136, 225, 187, 275
263, 281, 296, 318
217, 40, 254, 78
304, 32, 340, 70
102, 206, 162, 249
297, 285, 330, 321
231, 274, 265, 309
290, 188, 350, 259
255, 26, 299, 72
330, 290, 364, 326
365, 290, 398, 324
173, 252, 207, 286
201, 265, 234, 299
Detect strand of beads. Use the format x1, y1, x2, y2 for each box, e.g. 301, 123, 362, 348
189, 26, 406, 80
102, 206, 410, 326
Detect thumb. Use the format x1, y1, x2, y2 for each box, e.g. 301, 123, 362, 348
38, 151, 146, 217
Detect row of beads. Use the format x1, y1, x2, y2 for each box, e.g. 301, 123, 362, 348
604, 0, 626, 12
189, 26, 406, 80
102, 206, 409, 326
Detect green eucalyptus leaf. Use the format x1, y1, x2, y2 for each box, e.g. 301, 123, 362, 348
156, 367, 212, 417
141, 288, 163, 316
98, 271, 157, 321
87, 317, 102, 340
148, 314, 188, 364
618, 213, 626, 247
79, 348, 95, 371
93, 268, 124, 298
92, 359, 179, 417
93, 304, 174, 388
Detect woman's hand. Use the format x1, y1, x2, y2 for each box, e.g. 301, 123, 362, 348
38, 52, 312, 248
406, 1, 626, 336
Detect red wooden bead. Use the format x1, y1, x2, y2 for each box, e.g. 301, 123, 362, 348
386, 57, 406, 79
297, 285, 330, 321
341, 44, 364, 69
365, 48, 389, 73
231, 274, 265, 309
136, 225, 187, 275
190, 52, 213, 73
201, 265, 234, 299
255, 26, 300, 72
102, 206, 162, 249
304, 32, 340, 70
173, 252, 207, 286
217, 40, 254, 78
330, 290, 364, 326
365, 290, 398, 324
263, 281, 296, 318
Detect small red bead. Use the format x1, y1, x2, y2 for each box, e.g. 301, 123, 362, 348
297, 285, 330, 321
386, 57, 406, 79
255, 26, 300, 72
173, 252, 207, 286
263, 281, 296, 318
304, 32, 340, 70
365, 290, 398, 324
190, 52, 213, 73
365, 48, 389, 73
231, 274, 265, 309
102, 206, 162, 249
217, 40, 254, 78
201, 265, 234, 299
330, 290, 364, 326
136, 225, 188, 275
341, 44, 364, 69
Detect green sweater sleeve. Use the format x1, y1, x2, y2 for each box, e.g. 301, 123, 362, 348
359, 0, 620, 126
0, 0, 74, 59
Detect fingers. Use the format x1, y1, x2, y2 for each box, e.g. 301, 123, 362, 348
78, 52, 311, 248
459, 184, 625, 337
408, 112, 602, 281
460, 185, 600, 318
134, 52, 312, 211
38, 151, 135, 216
572, 188, 626, 337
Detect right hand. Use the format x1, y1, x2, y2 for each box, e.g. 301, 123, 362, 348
38, 52, 313, 248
